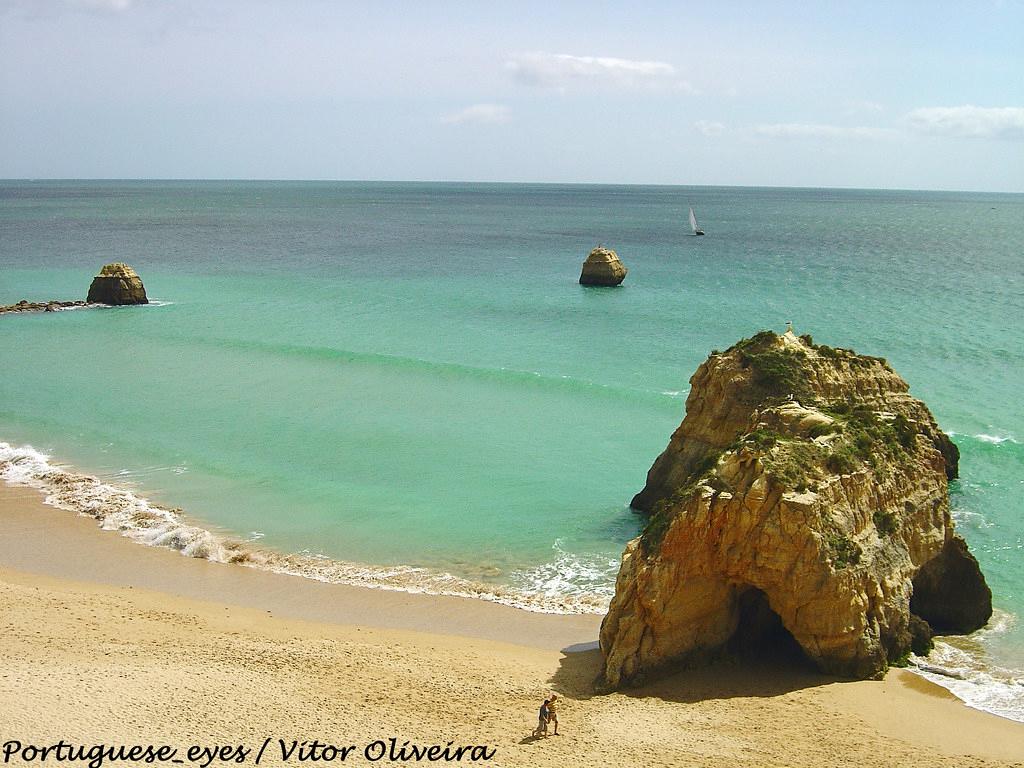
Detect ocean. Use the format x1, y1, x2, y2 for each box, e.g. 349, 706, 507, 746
1, 180, 1022, 719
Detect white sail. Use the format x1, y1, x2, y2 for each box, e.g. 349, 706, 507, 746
688, 207, 698, 233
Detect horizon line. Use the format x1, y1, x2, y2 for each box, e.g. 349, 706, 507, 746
1, 177, 1021, 196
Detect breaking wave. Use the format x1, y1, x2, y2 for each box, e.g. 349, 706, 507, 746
508, 538, 619, 603
948, 430, 1020, 446
973, 434, 1019, 445
909, 610, 1024, 723
0, 440, 607, 615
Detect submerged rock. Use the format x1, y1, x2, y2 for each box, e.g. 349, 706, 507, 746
600, 329, 991, 687
0, 299, 87, 315
579, 247, 627, 287
86, 263, 148, 305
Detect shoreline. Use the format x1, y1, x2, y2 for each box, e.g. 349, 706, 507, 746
4, 438, 1024, 724
3, 484, 1024, 766
0, 440, 608, 615
0, 482, 598, 651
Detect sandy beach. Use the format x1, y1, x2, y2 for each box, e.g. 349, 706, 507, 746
2, 483, 1023, 768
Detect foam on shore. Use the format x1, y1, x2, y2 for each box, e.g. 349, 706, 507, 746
0, 441, 607, 615
910, 610, 1024, 722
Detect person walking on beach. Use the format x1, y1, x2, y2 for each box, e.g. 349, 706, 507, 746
546, 694, 559, 736
535, 698, 550, 737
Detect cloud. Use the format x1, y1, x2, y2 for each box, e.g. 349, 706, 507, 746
506, 52, 690, 91
440, 103, 511, 126
906, 106, 1024, 140
0, 0, 135, 15
72, 0, 134, 8
693, 120, 726, 136
754, 123, 893, 140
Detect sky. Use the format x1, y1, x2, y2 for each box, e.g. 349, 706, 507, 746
1, 0, 1022, 191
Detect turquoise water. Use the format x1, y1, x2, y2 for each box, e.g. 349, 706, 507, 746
1, 181, 1022, 712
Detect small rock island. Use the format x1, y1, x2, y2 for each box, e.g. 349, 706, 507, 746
1, 262, 150, 315
600, 329, 991, 687
579, 246, 628, 286
86, 263, 149, 305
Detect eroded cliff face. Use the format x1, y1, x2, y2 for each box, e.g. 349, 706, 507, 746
601, 330, 990, 687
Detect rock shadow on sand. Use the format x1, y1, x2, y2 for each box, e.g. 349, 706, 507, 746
550, 629, 835, 705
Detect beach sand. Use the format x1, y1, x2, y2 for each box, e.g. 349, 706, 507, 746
2, 483, 1023, 767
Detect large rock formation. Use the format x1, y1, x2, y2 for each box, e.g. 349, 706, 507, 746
86, 263, 148, 305
600, 329, 991, 687
579, 247, 628, 286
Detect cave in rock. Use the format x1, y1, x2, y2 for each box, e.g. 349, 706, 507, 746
726, 587, 809, 664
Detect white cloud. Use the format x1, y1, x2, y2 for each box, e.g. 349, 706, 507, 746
693, 120, 726, 136
0, 0, 135, 14
906, 106, 1024, 140
506, 52, 690, 91
75, 0, 134, 8
754, 123, 893, 140
440, 103, 511, 126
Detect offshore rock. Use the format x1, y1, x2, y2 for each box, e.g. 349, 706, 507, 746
600, 329, 991, 687
579, 247, 627, 286
0, 299, 87, 315
86, 263, 149, 305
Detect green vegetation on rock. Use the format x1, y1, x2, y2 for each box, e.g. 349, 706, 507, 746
642, 474, 707, 555
826, 532, 862, 569
820, 403, 919, 479
640, 450, 727, 555
873, 509, 899, 535
729, 331, 814, 401
761, 439, 826, 492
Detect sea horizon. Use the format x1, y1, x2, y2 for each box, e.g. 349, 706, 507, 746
4, 177, 1024, 195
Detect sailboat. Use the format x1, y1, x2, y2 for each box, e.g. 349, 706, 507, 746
688, 207, 705, 236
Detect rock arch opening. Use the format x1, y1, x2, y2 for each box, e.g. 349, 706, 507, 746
727, 587, 809, 665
